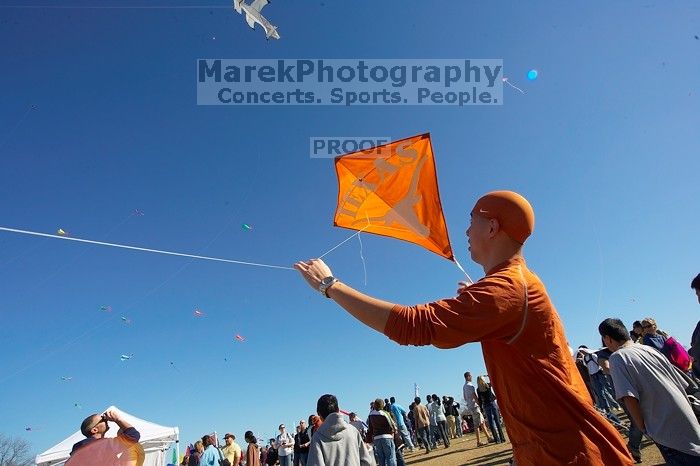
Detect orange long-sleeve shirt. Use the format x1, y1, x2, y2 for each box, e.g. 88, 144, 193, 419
384, 257, 633, 466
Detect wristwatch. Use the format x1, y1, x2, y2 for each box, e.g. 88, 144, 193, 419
318, 276, 339, 298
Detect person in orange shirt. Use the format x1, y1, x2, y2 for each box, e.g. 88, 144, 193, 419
295, 190, 633, 466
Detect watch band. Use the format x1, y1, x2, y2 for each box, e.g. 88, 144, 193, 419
319, 277, 339, 298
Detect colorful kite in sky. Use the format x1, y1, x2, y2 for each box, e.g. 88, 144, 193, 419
120, 354, 133, 361
334, 133, 455, 261
57, 228, 67, 236
241, 223, 252, 231
193, 309, 205, 318
234, 334, 245, 342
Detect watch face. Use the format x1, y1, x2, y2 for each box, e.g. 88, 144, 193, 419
321, 277, 334, 285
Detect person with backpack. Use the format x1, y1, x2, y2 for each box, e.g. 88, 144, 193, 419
600, 318, 700, 465
641, 317, 692, 372
276, 425, 294, 466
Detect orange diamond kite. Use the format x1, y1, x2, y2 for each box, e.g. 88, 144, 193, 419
333, 133, 454, 261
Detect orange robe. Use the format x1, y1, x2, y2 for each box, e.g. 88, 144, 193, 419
384, 256, 633, 466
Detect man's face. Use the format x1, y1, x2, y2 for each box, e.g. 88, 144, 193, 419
89, 415, 109, 436
300, 421, 306, 430
466, 214, 491, 264
225, 437, 232, 445
465, 372, 472, 382
633, 325, 642, 335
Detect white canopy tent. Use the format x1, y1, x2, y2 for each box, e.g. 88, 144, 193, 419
36, 406, 179, 466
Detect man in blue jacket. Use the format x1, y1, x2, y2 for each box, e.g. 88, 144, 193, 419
389, 397, 414, 452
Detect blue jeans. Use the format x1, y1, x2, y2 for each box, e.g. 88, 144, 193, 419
373, 437, 397, 466
620, 403, 642, 457
436, 420, 450, 447
429, 425, 439, 445
484, 402, 505, 443
591, 371, 612, 411
293, 452, 308, 466
416, 426, 431, 451
395, 444, 405, 466
279, 454, 292, 466
656, 443, 700, 466
398, 424, 414, 449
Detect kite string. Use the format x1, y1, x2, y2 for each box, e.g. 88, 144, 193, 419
454, 258, 474, 285
358, 232, 367, 286
317, 225, 370, 259
0, 226, 294, 270
503, 78, 525, 94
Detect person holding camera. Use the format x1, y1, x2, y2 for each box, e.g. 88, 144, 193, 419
67, 408, 144, 465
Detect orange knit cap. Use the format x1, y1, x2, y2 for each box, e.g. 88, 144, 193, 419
471, 191, 535, 244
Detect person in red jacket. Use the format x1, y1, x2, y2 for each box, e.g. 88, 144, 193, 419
296, 190, 633, 466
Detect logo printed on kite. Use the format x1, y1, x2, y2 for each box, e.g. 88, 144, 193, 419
337, 140, 430, 238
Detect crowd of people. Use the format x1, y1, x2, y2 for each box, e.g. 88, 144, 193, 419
572, 278, 700, 465
178, 380, 509, 466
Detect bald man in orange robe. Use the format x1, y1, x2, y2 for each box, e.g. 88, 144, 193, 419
296, 191, 633, 466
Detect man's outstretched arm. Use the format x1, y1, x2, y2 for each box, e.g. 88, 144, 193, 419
294, 259, 394, 333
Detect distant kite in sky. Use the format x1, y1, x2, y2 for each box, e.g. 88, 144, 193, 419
233, 0, 280, 40
527, 69, 538, 80
61, 376, 73, 381
241, 223, 252, 231
74, 403, 81, 409
120, 354, 133, 361
234, 334, 246, 342
132, 209, 145, 216
121, 316, 131, 324
57, 228, 68, 236
193, 309, 205, 317
100, 305, 112, 312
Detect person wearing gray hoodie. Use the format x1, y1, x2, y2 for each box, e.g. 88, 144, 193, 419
307, 394, 375, 466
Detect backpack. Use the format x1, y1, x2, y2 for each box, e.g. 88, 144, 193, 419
661, 336, 692, 372
217, 448, 232, 466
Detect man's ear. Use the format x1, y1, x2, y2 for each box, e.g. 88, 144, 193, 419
488, 218, 500, 237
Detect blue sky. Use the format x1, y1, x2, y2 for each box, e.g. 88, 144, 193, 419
1, 0, 699, 458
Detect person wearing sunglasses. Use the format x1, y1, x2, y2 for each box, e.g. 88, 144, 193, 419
67, 408, 144, 465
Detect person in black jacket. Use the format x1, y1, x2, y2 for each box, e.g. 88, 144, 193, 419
265, 439, 279, 466
294, 420, 311, 466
